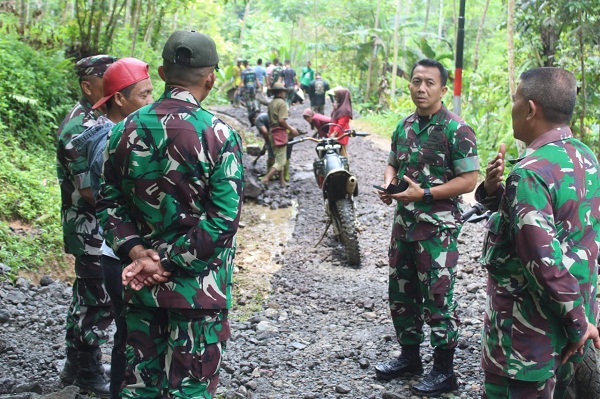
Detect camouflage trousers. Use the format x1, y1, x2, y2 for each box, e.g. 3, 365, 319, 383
388, 229, 460, 349
483, 371, 556, 398
311, 104, 324, 115
65, 254, 113, 350
242, 87, 258, 113
121, 305, 230, 399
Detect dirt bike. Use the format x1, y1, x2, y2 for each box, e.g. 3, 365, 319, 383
463, 203, 600, 399
287, 124, 368, 267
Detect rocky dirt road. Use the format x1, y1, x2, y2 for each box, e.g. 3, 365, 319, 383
214, 102, 488, 399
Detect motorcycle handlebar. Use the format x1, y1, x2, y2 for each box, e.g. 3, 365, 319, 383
288, 129, 369, 146
460, 202, 489, 223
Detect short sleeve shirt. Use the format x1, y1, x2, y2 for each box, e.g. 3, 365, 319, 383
255, 113, 269, 132
282, 68, 296, 88
388, 104, 479, 241
268, 97, 288, 129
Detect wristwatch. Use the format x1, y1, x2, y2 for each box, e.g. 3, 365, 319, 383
423, 188, 434, 204
159, 248, 176, 273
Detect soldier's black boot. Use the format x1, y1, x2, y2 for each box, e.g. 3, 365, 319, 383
411, 347, 458, 397
374, 345, 423, 380
59, 347, 78, 385
74, 348, 110, 397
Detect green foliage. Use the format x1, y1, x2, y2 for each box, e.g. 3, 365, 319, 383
0, 138, 59, 222
0, 34, 77, 150
0, 136, 65, 277
0, 219, 65, 279
0, 35, 72, 276
1, 0, 600, 280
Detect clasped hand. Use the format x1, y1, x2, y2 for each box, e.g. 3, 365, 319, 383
122, 249, 171, 291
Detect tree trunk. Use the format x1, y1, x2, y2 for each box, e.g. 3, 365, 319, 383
423, 0, 430, 33
365, 0, 381, 100
130, 0, 141, 56
313, 0, 318, 70
18, 0, 25, 34
472, 0, 490, 72
238, 0, 251, 59
103, 0, 127, 52
61, 1, 72, 24
507, 0, 515, 99
124, 0, 130, 26
507, 0, 525, 154
391, 0, 402, 102
577, 9, 586, 141
142, 1, 155, 46
438, 0, 443, 38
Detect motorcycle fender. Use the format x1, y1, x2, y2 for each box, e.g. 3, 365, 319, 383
323, 170, 358, 202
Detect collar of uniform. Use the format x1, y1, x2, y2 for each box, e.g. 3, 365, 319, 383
509, 126, 573, 164
162, 86, 201, 106
406, 103, 448, 125
79, 97, 102, 119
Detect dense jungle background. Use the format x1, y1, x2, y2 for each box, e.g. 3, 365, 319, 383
0, 0, 599, 279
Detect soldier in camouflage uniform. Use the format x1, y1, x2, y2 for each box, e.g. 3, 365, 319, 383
56, 54, 116, 396
375, 58, 479, 397
241, 60, 259, 114
97, 30, 244, 399
71, 57, 154, 399
476, 67, 600, 398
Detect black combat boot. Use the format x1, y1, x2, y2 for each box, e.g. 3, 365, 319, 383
374, 345, 424, 380
74, 348, 110, 397
59, 347, 78, 385
411, 347, 458, 397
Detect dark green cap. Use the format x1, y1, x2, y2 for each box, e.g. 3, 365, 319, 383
162, 30, 219, 70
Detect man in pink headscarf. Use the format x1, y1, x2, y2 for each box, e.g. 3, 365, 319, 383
302, 108, 331, 138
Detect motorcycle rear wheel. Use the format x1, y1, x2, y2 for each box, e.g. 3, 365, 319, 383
332, 199, 361, 267
563, 346, 600, 399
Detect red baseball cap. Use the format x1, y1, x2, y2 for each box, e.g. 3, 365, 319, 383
92, 57, 150, 110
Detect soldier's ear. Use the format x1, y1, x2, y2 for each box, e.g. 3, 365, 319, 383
205, 72, 215, 91
80, 80, 93, 96
158, 66, 166, 82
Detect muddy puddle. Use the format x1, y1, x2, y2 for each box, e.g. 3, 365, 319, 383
232, 200, 297, 313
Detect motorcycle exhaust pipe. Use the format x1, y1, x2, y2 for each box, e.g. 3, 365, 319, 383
346, 175, 357, 195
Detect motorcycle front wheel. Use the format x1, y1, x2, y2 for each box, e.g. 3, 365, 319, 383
331, 198, 361, 267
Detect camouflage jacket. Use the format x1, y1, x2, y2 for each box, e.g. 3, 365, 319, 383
97, 86, 245, 310
56, 98, 103, 257
477, 127, 600, 381
388, 105, 479, 241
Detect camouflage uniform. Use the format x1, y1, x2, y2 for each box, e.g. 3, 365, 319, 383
476, 127, 600, 394
57, 97, 112, 352
97, 86, 244, 398
387, 105, 479, 349
241, 66, 258, 113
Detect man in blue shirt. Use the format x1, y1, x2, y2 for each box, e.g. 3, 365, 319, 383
253, 58, 267, 89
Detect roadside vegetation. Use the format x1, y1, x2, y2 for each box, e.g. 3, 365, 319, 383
1, 0, 599, 280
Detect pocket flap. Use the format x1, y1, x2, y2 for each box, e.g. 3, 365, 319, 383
203, 319, 231, 344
